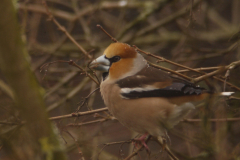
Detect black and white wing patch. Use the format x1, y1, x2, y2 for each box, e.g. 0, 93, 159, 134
116, 66, 207, 99
120, 82, 205, 99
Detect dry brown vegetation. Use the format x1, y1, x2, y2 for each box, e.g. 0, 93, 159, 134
0, 0, 240, 160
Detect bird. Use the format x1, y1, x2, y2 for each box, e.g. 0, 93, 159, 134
90, 42, 234, 152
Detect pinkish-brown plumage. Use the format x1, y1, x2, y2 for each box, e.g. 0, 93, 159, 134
90, 42, 234, 151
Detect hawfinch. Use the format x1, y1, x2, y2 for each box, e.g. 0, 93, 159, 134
90, 42, 233, 150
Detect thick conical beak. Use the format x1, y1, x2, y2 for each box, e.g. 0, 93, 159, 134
89, 55, 110, 72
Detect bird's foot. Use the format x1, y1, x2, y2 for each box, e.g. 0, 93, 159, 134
132, 133, 151, 154
161, 137, 167, 151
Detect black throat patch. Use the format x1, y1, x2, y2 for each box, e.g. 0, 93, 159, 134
102, 72, 109, 81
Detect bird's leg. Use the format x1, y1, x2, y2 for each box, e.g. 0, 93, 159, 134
157, 136, 167, 151
161, 137, 167, 150
157, 136, 179, 160
164, 131, 171, 145
132, 133, 150, 153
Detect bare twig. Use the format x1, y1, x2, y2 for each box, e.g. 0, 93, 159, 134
134, 45, 205, 75
124, 136, 151, 160
0, 121, 24, 125
136, 0, 201, 37
134, 45, 240, 90
68, 60, 99, 85
97, 24, 118, 42
40, 60, 99, 85
148, 61, 192, 80
8, 115, 240, 127
176, 66, 221, 73
32, 21, 75, 71
224, 69, 230, 91
116, 0, 173, 40
98, 139, 132, 159
64, 130, 85, 159
19, 3, 75, 20
183, 117, 240, 122
46, 77, 89, 111
87, 61, 101, 84
155, 137, 179, 160
42, 1, 92, 59
229, 96, 240, 100
187, 0, 195, 27
75, 87, 100, 112
49, 107, 108, 120
67, 117, 116, 127
213, 76, 240, 91
177, 42, 239, 62
44, 71, 78, 98
192, 60, 240, 83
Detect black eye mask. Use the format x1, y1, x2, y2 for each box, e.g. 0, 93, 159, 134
105, 55, 121, 65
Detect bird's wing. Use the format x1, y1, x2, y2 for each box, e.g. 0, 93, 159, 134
116, 65, 207, 99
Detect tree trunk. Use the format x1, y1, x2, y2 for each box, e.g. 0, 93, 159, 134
0, 1, 67, 159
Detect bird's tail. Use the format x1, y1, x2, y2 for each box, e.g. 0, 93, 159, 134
218, 92, 234, 96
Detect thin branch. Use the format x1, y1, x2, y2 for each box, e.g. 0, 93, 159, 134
98, 139, 132, 159
176, 66, 221, 73
192, 60, 240, 83
87, 64, 101, 85
155, 137, 179, 160
44, 71, 78, 98
65, 115, 240, 127
19, 3, 75, 20
97, 24, 118, 42
75, 87, 100, 112
42, 1, 92, 59
213, 76, 240, 91
135, 45, 240, 90
46, 77, 90, 111
68, 60, 99, 85
102, 140, 132, 146
148, 61, 192, 80
64, 130, 85, 159
187, 0, 195, 27
134, 45, 205, 75
136, 0, 201, 37
0, 121, 24, 125
19, 2, 158, 21
32, 21, 75, 71
124, 136, 151, 160
177, 42, 239, 62
116, 0, 173, 40
183, 117, 240, 122
49, 107, 108, 120
67, 116, 116, 127
40, 60, 99, 85
229, 96, 240, 100
7, 115, 240, 127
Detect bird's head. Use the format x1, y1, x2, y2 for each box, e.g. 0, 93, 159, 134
90, 42, 147, 81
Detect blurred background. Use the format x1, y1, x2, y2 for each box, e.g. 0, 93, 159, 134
0, 0, 240, 159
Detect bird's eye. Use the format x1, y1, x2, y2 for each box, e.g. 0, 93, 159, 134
111, 56, 121, 63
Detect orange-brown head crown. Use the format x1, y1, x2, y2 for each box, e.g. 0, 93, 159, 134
104, 42, 137, 59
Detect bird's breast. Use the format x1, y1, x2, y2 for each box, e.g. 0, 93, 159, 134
100, 81, 120, 115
